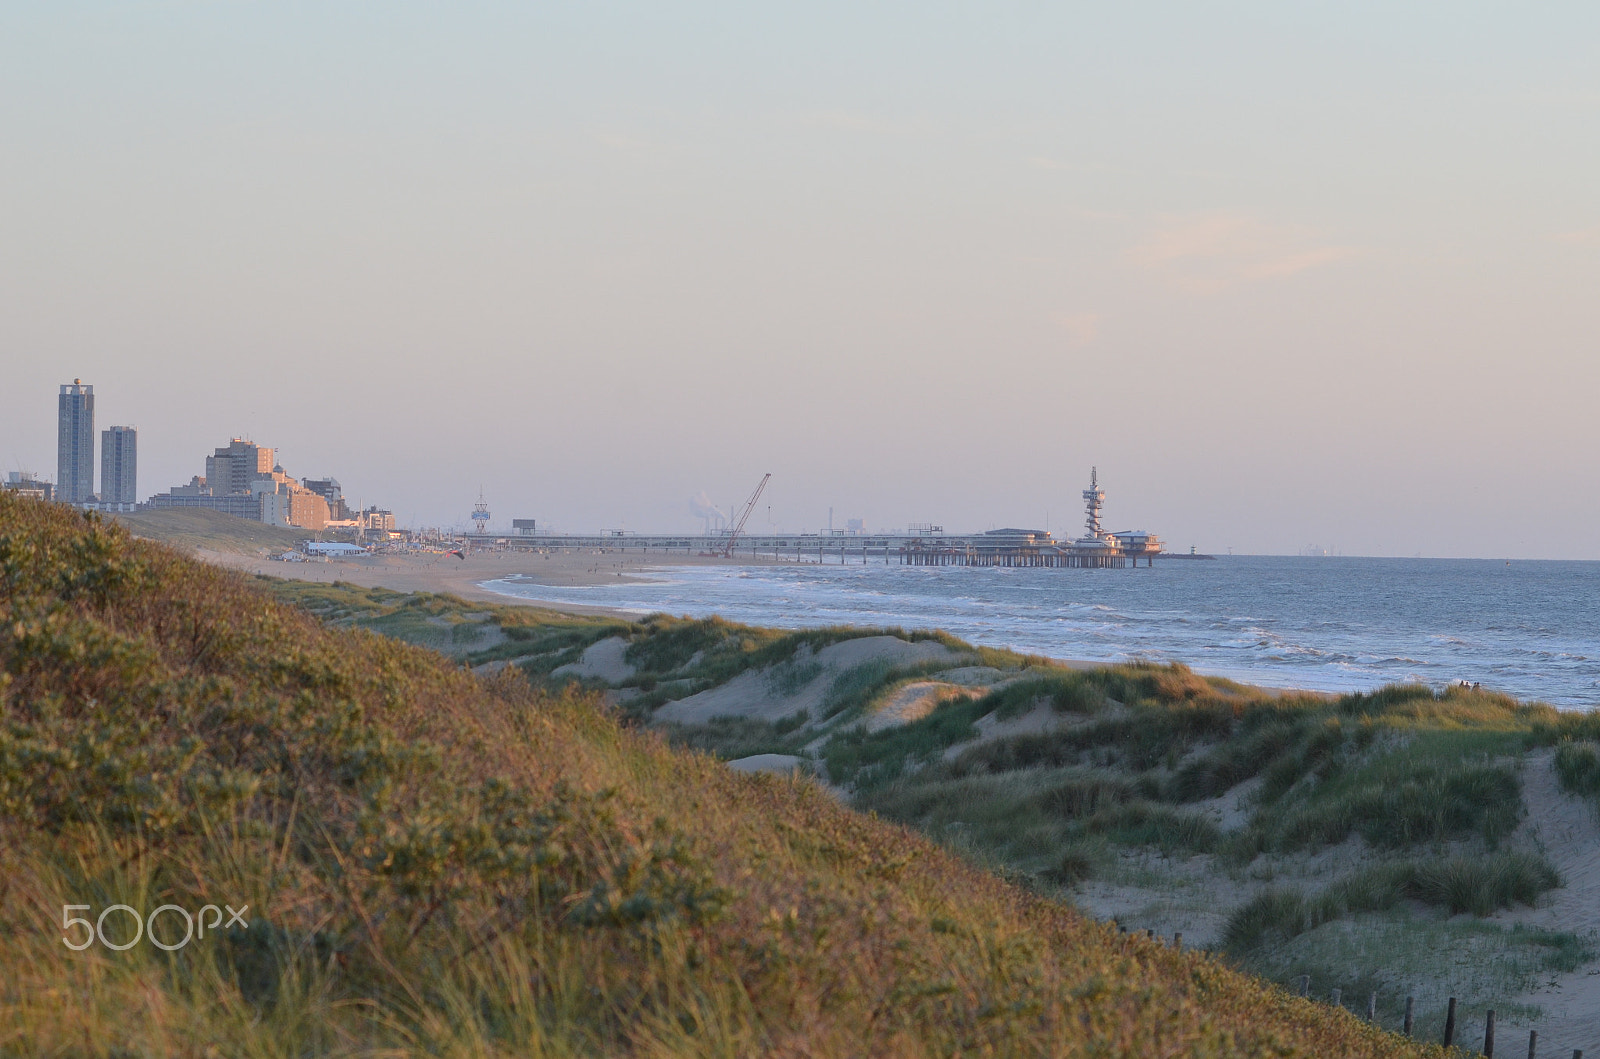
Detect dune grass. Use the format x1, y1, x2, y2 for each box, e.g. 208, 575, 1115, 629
1553, 740, 1600, 800
1223, 851, 1563, 952
0, 492, 1467, 1056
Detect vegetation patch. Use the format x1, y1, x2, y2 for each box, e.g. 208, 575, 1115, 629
1230, 740, 1524, 858
1224, 851, 1561, 952
1554, 740, 1600, 800
824, 692, 993, 790
659, 713, 812, 761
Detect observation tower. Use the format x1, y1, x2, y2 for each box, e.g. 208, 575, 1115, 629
1082, 466, 1106, 540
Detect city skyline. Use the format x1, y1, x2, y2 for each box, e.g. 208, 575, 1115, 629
3, 5, 1599, 557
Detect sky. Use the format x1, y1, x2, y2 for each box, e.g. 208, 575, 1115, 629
2, 3, 1598, 557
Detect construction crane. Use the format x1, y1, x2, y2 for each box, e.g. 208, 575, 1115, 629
722, 473, 771, 558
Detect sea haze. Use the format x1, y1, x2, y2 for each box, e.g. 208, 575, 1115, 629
482, 556, 1600, 708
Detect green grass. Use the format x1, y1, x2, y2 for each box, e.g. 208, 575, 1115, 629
1554, 740, 1600, 798
823, 689, 993, 790
1223, 851, 1562, 951
659, 713, 813, 760
766, 658, 824, 695
964, 672, 1111, 719
1080, 801, 1221, 855
620, 616, 899, 689
1223, 731, 1525, 860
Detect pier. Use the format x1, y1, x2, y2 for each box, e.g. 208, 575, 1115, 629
454, 528, 1157, 567
455, 470, 1162, 569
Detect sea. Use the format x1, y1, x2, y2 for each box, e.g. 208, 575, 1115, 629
481, 556, 1600, 709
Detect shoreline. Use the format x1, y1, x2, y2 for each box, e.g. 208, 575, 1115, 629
199, 547, 770, 619
199, 547, 1330, 700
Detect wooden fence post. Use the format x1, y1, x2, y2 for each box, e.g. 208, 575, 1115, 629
1297, 975, 1309, 998
1484, 1009, 1495, 1057
1443, 997, 1457, 1047
1403, 996, 1414, 1036
1330, 987, 1341, 1008
1525, 1028, 1536, 1058
1366, 993, 1377, 1022
1173, 932, 1182, 952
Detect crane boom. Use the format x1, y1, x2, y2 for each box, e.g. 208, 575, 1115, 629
723, 473, 771, 557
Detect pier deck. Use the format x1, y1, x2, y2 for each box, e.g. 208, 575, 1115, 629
447, 529, 1159, 568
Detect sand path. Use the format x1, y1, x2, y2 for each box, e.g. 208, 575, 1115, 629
1497, 748, 1600, 1053
552, 637, 637, 683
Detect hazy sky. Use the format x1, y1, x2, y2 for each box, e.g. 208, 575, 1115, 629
3, 3, 1598, 557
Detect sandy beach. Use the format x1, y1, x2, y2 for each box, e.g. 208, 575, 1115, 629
200, 546, 763, 616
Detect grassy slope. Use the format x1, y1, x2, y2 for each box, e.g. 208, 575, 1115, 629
0, 499, 1446, 1056
264, 573, 1600, 1037
113, 506, 312, 554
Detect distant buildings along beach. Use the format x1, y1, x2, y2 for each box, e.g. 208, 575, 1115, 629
0, 378, 393, 535
146, 438, 394, 533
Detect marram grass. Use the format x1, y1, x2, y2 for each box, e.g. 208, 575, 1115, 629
1, 493, 1450, 1056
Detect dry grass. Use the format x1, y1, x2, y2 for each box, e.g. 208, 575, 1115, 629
113, 505, 313, 553
0, 493, 1453, 1056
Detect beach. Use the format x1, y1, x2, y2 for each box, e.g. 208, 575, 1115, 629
199, 546, 753, 616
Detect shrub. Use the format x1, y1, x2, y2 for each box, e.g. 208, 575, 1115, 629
1044, 840, 1103, 886
1082, 801, 1220, 855
1554, 741, 1600, 797
1034, 772, 1137, 820
1223, 852, 1561, 952
824, 695, 989, 791
1405, 853, 1560, 916
1258, 757, 1522, 852
1223, 889, 1316, 951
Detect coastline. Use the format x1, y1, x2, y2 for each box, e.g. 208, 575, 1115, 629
199, 547, 759, 618
199, 547, 1327, 699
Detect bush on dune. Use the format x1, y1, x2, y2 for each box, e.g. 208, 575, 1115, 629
1223, 851, 1561, 952
1554, 740, 1600, 797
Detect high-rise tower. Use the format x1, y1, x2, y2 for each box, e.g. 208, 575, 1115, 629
57, 379, 95, 503
101, 425, 137, 505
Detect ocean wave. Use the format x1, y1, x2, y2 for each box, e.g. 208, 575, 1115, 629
476, 556, 1600, 707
